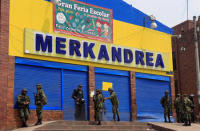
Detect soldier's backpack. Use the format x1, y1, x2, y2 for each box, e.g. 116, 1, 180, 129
42, 93, 47, 105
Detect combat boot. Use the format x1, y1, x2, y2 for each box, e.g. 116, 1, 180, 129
23, 122, 28, 127
97, 121, 101, 125
188, 120, 191, 126
183, 122, 187, 126
21, 118, 28, 127
35, 119, 42, 126
113, 115, 116, 121
164, 117, 167, 122
117, 116, 120, 121
168, 117, 172, 123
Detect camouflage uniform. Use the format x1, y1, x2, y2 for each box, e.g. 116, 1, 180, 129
183, 95, 193, 126
93, 89, 104, 125
160, 91, 171, 122
106, 88, 120, 121
189, 94, 195, 122
35, 84, 47, 125
17, 89, 30, 127
174, 94, 183, 123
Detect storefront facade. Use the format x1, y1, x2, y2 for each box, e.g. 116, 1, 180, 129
0, 0, 175, 130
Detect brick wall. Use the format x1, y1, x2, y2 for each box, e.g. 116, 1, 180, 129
130, 71, 137, 121
172, 20, 200, 118
6, 110, 63, 130
88, 66, 95, 121
0, 0, 11, 130
170, 76, 176, 119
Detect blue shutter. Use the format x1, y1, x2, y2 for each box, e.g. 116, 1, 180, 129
14, 64, 62, 110
62, 70, 88, 120
95, 68, 130, 121
136, 74, 171, 122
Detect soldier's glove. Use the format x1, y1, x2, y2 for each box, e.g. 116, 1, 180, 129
37, 101, 41, 104
81, 99, 85, 103
24, 102, 29, 105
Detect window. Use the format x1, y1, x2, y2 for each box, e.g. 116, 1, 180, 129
172, 52, 177, 71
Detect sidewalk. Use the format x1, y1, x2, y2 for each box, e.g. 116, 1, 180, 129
12, 121, 200, 131
148, 122, 200, 131
12, 121, 55, 131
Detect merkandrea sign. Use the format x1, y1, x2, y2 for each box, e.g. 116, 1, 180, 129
53, 0, 113, 43
24, 28, 170, 71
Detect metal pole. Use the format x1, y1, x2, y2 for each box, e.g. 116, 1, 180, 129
193, 16, 200, 105
187, 0, 189, 20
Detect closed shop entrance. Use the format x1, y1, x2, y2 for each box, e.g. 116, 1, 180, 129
136, 73, 171, 122
14, 58, 89, 120
95, 68, 130, 121
63, 69, 88, 120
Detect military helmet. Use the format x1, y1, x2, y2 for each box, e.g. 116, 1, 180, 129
190, 94, 194, 97
108, 88, 113, 91
96, 89, 101, 92
22, 88, 27, 92
36, 84, 42, 88
165, 90, 169, 93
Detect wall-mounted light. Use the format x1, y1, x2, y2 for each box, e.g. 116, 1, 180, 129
180, 46, 186, 52
172, 34, 182, 39
144, 15, 158, 29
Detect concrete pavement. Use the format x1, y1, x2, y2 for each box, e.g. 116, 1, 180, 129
11, 121, 200, 131
12, 121, 55, 131
148, 122, 200, 131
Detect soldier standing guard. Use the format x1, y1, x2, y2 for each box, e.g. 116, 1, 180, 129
72, 85, 85, 120
189, 94, 195, 122
174, 94, 182, 123
104, 88, 120, 121
93, 89, 104, 125
34, 84, 47, 125
160, 90, 172, 123
17, 89, 30, 127
183, 94, 193, 126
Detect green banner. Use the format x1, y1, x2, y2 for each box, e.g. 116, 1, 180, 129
54, 0, 113, 43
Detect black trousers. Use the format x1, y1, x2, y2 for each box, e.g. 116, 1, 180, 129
75, 103, 86, 120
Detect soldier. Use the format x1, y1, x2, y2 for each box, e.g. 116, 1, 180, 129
34, 84, 47, 126
183, 94, 193, 126
174, 94, 182, 123
105, 88, 120, 121
93, 89, 104, 125
160, 90, 172, 123
72, 85, 85, 120
189, 94, 195, 122
17, 88, 30, 127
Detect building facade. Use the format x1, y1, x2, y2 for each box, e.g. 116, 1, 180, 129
0, 0, 174, 130
172, 18, 200, 119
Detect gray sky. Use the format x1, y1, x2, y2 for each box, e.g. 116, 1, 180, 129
123, 0, 200, 28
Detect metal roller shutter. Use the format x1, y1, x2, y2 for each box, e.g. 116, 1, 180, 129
95, 68, 130, 121
62, 70, 88, 120
14, 64, 62, 110
136, 73, 171, 122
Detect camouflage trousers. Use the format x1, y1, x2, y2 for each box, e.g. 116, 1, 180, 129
36, 106, 43, 120
184, 112, 191, 123
112, 105, 120, 121
75, 104, 85, 121
94, 109, 102, 121
164, 107, 171, 122
176, 110, 182, 123
19, 108, 29, 122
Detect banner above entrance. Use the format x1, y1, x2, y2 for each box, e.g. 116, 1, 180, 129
53, 0, 113, 43
24, 28, 170, 71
